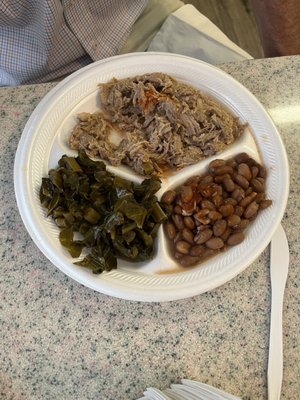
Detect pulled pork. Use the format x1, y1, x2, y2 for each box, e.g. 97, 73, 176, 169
69, 73, 245, 176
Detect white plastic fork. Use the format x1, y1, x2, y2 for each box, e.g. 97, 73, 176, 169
138, 380, 241, 400
268, 224, 289, 400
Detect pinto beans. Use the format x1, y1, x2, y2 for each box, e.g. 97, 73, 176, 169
208, 210, 222, 221
172, 214, 184, 230
206, 237, 225, 250
175, 240, 191, 254
234, 174, 249, 190
251, 178, 264, 193
251, 166, 259, 179
238, 163, 252, 180
182, 228, 195, 244
165, 222, 177, 240
212, 165, 233, 176
161, 153, 272, 268
181, 185, 194, 203
194, 229, 213, 244
208, 159, 227, 168
227, 232, 245, 246
259, 199, 273, 210
219, 204, 234, 217
243, 201, 259, 219
232, 187, 245, 202
213, 219, 227, 237
201, 200, 216, 210
239, 192, 257, 208
190, 244, 205, 256
183, 216, 195, 230
223, 177, 235, 192
161, 190, 177, 204
180, 255, 201, 267
227, 214, 241, 227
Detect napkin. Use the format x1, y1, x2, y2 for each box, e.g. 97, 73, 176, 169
148, 4, 253, 64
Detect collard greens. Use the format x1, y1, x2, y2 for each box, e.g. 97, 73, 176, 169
40, 150, 167, 274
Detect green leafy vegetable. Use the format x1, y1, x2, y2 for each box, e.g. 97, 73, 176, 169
40, 150, 167, 274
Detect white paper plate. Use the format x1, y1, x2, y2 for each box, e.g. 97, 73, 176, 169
14, 53, 289, 302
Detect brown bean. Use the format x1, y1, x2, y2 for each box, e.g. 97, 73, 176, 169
258, 165, 267, 178
235, 153, 250, 164
220, 227, 232, 241
238, 163, 252, 180
234, 174, 250, 190
222, 191, 229, 199
234, 205, 244, 217
181, 185, 194, 203
212, 194, 223, 208
226, 159, 237, 169
227, 214, 241, 227
222, 177, 235, 192
251, 166, 259, 179
211, 184, 226, 197
214, 174, 229, 184
208, 159, 226, 168
196, 223, 209, 231
213, 219, 227, 236
194, 209, 210, 224
206, 237, 225, 250
259, 199, 273, 210
255, 192, 266, 203
175, 240, 191, 254
194, 229, 213, 244
211, 184, 223, 196
212, 165, 233, 176
198, 185, 214, 198
227, 232, 245, 246
201, 200, 215, 210
181, 202, 196, 216
182, 228, 195, 244
201, 248, 217, 260
200, 175, 214, 184
185, 176, 200, 186
231, 187, 245, 202
219, 203, 234, 217
172, 214, 184, 230
251, 178, 264, 193
161, 190, 177, 205
243, 201, 259, 219
239, 192, 257, 208
173, 231, 181, 243
179, 255, 200, 267
190, 244, 205, 256
183, 216, 195, 230
208, 210, 222, 221
165, 222, 177, 240
234, 218, 250, 231
224, 197, 238, 206
174, 205, 183, 215
245, 187, 253, 196
244, 157, 256, 167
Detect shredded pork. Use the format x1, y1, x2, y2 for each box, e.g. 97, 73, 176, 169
69, 73, 245, 176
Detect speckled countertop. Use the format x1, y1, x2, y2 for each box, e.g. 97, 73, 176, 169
1, 56, 299, 400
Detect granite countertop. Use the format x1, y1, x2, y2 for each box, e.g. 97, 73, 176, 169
1, 56, 299, 400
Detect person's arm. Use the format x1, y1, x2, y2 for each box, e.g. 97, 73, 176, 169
249, 0, 300, 56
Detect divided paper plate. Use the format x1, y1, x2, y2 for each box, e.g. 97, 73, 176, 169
14, 52, 289, 301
